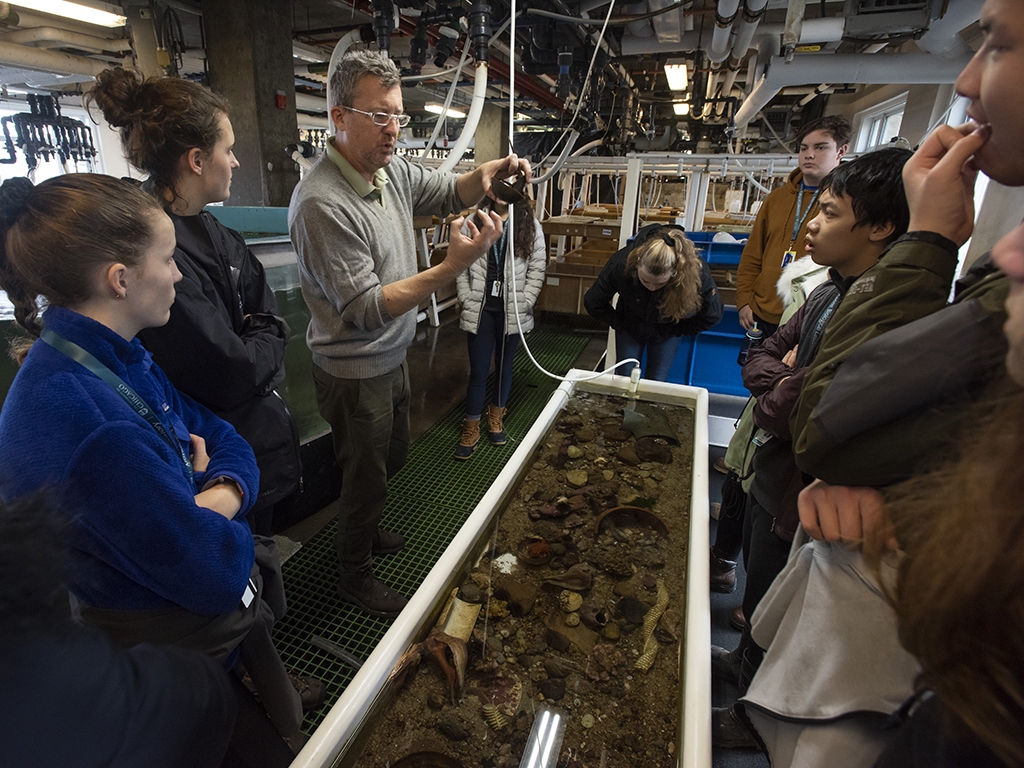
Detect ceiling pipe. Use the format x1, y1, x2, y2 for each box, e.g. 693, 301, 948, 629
620, 28, 701, 54
717, 0, 768, 114
917, 0, 984, 58
0, 39, 110, 77
0, 26, 132, 53
436, 61, 489, 173
734, 52, 972, 128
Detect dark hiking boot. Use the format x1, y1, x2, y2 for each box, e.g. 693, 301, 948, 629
711, 644, 743, 686
710, 547, 738, 593
712, 706, 759, 749
372, 528, 405, 556
337, 571, 408, 619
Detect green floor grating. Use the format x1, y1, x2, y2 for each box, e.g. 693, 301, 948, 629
271, 326, 590, 734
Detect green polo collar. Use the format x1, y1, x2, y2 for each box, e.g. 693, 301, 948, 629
326, 138, 389, 207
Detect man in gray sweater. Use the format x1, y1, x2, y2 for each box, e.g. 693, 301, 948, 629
289, 50, 530, 618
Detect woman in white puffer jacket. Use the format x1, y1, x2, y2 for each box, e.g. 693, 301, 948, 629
454, 198, 547, 459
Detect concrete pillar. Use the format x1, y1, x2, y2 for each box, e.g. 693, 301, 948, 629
475, 102, 509, 164
201, 0, 298, 207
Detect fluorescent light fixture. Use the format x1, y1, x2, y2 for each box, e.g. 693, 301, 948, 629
11, 0, 127, 27
424, 103, 466, 119
292, 42, 329, 63
664, 59, 689, 91
673, 102, 690, 116
519, 706, 565, 768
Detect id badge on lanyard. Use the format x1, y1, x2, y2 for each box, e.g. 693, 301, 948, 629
781, 249, 796, 269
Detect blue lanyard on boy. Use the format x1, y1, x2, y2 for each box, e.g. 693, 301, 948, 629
783, 183, 819, 268
40, 328, 194, 483
791, 183, 819, 243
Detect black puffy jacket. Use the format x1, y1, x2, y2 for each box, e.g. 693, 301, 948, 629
583, 224, 723, 345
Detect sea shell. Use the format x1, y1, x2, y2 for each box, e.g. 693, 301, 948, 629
593, 505, 669, 538
559, 590, 583, 612
580, 596, 610, 631
543, 563, 594, 591
655, 609, 681, 644
517, 536, 553, 566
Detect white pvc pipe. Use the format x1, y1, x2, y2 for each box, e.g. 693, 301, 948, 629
570, 137, 606, 156
708, 0, 741, 64
325, 28, 365, 130
729, 0, 769, 65
0, 39, 110, 77
0, 26, 132, 53
437, 61, 489, 173
734, 52, 973, 128
531, 129, 581, 184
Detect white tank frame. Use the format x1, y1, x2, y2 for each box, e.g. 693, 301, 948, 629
289, 370, 712, 768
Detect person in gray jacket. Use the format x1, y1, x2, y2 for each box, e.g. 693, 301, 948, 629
454, 198, 546, 459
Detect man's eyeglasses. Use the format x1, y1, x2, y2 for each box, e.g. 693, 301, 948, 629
342, 106, 411, 128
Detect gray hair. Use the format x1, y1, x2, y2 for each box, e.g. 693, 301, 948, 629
330, 50, 402, 110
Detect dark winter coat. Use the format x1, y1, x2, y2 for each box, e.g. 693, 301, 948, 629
742, 271, 855, 541
583, 224, 722, 345
790, 234, 1009, 487
138, 211, 300, 509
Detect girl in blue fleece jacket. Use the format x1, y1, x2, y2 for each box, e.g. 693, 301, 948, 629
0, 174, 311, 754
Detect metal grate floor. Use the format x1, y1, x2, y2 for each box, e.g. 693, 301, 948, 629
271, 327, 590, 733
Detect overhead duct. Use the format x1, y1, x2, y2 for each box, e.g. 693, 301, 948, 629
0, 27, 132, 54
734, 52, 972, 128
0, 40, 110, 78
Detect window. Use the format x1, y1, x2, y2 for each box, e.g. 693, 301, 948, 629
854, 93, 907, 153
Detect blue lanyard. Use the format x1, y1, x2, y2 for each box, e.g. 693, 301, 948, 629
791, 185, 820, 244
491, 226, 508, 275
40, 328, 194, 478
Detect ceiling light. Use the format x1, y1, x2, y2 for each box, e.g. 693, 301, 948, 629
664, 59, 689, 91
292, 42, 329, 64
10, 0, 127, 27
673, 102, 690, 116
425, 103, 466, 119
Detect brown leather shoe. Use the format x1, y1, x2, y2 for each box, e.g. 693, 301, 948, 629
710, 547, 737, 593
713, 456, 729, 474
730, 604, 747, 632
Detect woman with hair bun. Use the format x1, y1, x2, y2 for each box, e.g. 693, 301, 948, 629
86, 67, 299, 537
584, 224, 723, 381
0, 174, 313, 758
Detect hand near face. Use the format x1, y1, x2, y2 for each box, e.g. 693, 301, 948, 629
798, 479, 899, 559
904, 122, 991, 246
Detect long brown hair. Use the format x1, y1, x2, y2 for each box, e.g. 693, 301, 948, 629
625, 228, 703, 320
885, 377, 1024, 764
85, 67, 229, 202
0, 174, 163, 361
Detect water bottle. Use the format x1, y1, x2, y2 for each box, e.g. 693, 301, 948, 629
737, 322, 763, 366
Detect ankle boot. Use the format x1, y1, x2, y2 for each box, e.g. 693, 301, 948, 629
710, 546, 738, 593
486, 405, 507, 445
454, 418, 480, 460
